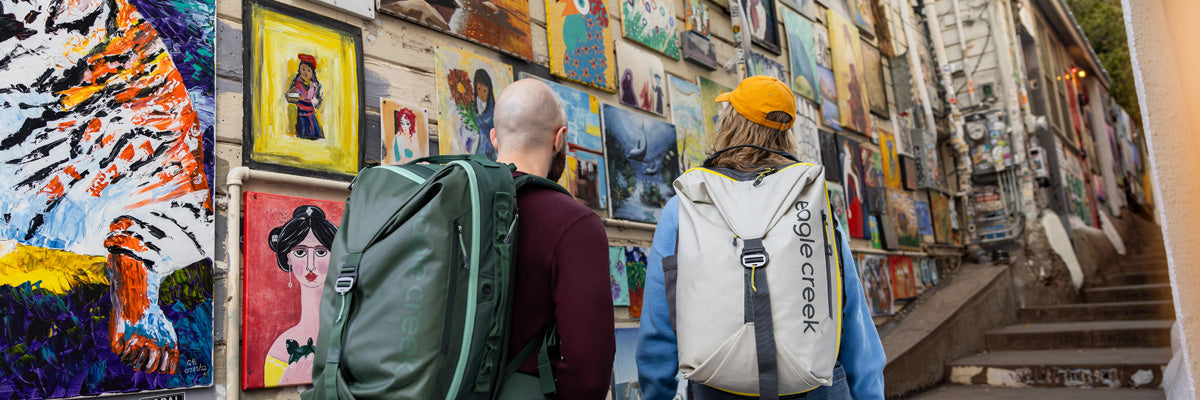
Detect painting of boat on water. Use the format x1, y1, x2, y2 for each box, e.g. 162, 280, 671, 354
603, 104, 679, 224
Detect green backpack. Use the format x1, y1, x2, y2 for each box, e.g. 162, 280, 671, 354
304, 155, 567, 399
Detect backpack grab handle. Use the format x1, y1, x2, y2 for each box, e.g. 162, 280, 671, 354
702, 145, 800, 168
409, 154, 506, 167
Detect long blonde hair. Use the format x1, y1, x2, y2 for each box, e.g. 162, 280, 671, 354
707, 106, 798, 172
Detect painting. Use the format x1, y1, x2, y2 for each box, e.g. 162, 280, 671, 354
793, 99, 823, 166
916, 198, 934, 241
869, 215, 882, 248
670, 76, 708, 170
838, 135, 868, 239
889, 256, 917, 299
827, 182, 850, 234
860, 146, 886, 214
685, 0, 711, 37
521, 74, 609, 209
901, 154, 918, 190
782, 8, 819, 102
380, 100, 429, 165
699, 76, 734, 144
611, 328, 642, 399
743, 0, 781, 53
617, 42, 668, 116
748, 51, 790, 90
931, 192, 952, 244
822, 0, 853, 19
820, 130, 841, 181
828, 10, 871, 136
887, 188, 920, 248
380, 0, 533, 60
817, 66, 841, 130
546, 0, 616, 91
435, 47, 513, 160
781, 0, 816, 19
879, 128, 901, 189
850, 0, 876, 36
682, 31, 719, 70
241, 192, 343, 389
609, 247, 631, 306
813, 21, 832, 68
621, 0, 680, 59
604, 105, 679, 223
245, 0, 364, 180
624, 246, 649, 318
858, 255, 893, 316
919, 258, 939, 287
0, 0, 216, 396
862, 41, 888, 117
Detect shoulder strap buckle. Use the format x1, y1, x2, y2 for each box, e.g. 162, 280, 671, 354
334, 262, 359, 294
740, 238, 769, 268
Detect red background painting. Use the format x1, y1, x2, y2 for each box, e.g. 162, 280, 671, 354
888, 256, 918, 299
241, 192, 344, 389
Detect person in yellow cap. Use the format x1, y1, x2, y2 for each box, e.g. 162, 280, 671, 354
635, 76, 886, 400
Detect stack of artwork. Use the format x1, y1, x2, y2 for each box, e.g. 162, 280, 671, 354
682, 0, 718, 69
435, 47, 513, 161
604, 105, 680, 224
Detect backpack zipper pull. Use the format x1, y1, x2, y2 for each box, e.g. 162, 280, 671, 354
503, 211, 519, 244
457, 222, 469, 269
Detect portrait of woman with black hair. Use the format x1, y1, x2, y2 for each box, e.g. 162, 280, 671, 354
473, 68, 498, 160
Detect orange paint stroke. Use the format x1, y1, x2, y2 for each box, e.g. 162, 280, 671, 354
107, 252, 150, 323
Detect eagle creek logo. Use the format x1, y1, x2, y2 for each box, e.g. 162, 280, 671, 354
793, 201, 820, 334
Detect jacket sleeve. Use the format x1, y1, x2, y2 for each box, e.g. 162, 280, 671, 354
636, 197, 681, 400
834, 223, 887, 399
551, 213, 616, 399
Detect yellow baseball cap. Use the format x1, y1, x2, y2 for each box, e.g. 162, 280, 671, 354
714, 75, 796, 131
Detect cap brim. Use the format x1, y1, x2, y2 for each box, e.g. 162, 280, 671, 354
714, 92, 732, 103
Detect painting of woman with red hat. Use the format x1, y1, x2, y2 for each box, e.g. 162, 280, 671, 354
286, 54, 324, 140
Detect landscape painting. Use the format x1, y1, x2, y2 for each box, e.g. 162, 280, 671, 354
603, 105, 680, 224
828, 10, 871, 136
670, 75, 709, 170
782, 7, 819, 102
621, 0, 681, 59
546, 0, 617, 91
435, 47, 513, 160
380, 0, 533, 60
617, 42, 668, 116
859, 254, 894, 316
888, 188, 920, 248
380, 100, 429, 165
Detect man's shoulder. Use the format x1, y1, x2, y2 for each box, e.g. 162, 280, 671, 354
517, 187, 599, 223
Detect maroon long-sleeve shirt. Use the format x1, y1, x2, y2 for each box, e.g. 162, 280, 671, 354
506, 175, 615, 399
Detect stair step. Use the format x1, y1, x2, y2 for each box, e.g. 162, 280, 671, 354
912, 386, 1165, 399
985, 320, 1173, 350
948, 348, 1170, 389
1085, 284, 1173, 303
1104, 271, 1170, 286
1018, 301, 1175, 323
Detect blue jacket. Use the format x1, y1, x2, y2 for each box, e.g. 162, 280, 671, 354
635, 197, 887, 399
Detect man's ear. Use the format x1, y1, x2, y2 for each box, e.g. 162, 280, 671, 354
490, 128, 499, 150
554, 126, 567, 151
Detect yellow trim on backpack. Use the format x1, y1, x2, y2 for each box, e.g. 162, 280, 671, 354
683, 163, 818, 182
824, 181, 844, 361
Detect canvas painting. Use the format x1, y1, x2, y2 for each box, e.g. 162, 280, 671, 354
246, 0, 364, 179
838, 136, 868, 238
685, 0, 711, 37
862, 41, 888, 117
828, 10, 871, 135
879, 128, 901, 189
546, 0, 616, 91
931, 192, 952, 244
522, 74, 609, 209
858, 255, 893, 316
813, 22, 832, 68
860, 146, 886, 213
242, 192, 343, 389
916, 198, 934, 240
682, 31, 719, 70
609, 247, 631, 306
381, 100, 429, 165
901, 154, 918, 190
919, 258, 940, 287
820, 130, 841, 182
879, 213, 900, 250
621, 0, 680, 59
617, 42, 668, 116
793, 100, 823, 166
436, 47, 513, 160
0, 0, 216, 396
817, 66, 842, 130
604, 105, 680, 223
889, 256, 917, 299
670, 76, 708, 170
699, 76, 734, 144
887, 188, 920, 248
749, 52, 790, 89
781, 0, 816, 19
380, 0, 533, 60
624, 246, 649, 318
611, 328, 642, 399
827, 182, 850, 234
782, 8, 819, 102
869, 215, 882, 248
743, 0, 782, 53
850, 0, 876, 36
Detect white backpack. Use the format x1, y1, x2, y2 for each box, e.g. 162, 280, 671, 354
664, 146, 844, 399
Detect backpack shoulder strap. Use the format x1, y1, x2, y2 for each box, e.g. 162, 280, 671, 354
513, 173, 570, 196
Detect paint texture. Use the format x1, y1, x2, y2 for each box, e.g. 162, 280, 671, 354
621, 0, 679, 59
546, 0, 615, 91
380, 0, 533, 60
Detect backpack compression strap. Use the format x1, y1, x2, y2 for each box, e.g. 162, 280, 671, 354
740, 238, 779, 400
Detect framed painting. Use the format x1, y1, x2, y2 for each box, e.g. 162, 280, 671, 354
670, 75, 708, 170
828, 10, 871, 136
820, 130, 841, 181
608, 247, 630, 306
860, 146, 886, 214
380, 0, 533, 60
817, 65, 841, 130
782, 8, 819, 102
0, 0, 216, 396
793, 99, 823, 166
889, 256, 917, 299
879, 127, 901, 188
827, 182, 849, 234
546, 0, 617, 91
838, 135, 868, 239
380, 100, 429, 165
743, 0, 782, 54
931, 192, 952, 244
887, 188, 920, 248
916, 197, 934, 242
699, 76, 734, 142
620, 0, 680, 59
603, 105, 680, 224
858, 254, 893, 316
245, 0, 364, 180
241, 192, 344, 389
748, 51, 790, 90
624, 246, 649, 317
519, 74, 609, 210
862, 41, 889, 117
682, 31, 719, 70
617, 41, 668, 116
435, 46, 513, 160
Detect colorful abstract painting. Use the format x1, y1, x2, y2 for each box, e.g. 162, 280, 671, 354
838, 136, 868, 238
879, 128, 901, 189
526, 75, 609, 209
915, 198, 934, 240
860, 146, 886, 214
611, 327, 642, 399
380, 0, 533, 60
0, 0, 216, 396
887, 188, 920, 248
670, 75, 708, 170
748, 51, 790, 90
889, 256, 917, 299
621, 0, 680, 59
931, 192, 952, 245
617, 42, 668, 115
603, 105, 680, 224
699, 76, 733, 142
436, 47, 513, 160
624, 246, 648, 318
380, 100, 429, 165
858, 254, 893, 316
782, 7, 818, 101
546, 0, 616, 91
609, 247, 630, 306
246, 0, 363, 179
817, 66, 841, 130
827, 182, 849, 234
820, 130, 841, 181
242, 192, 344, 389
828, 10, 871, 136
793, 100, 823, 166
743, 0, 781, 53
862, 41, 888, 117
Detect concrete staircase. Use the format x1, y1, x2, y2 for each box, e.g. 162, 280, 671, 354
914, 241, 1174, 398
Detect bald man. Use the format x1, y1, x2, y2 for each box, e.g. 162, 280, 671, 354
489, 79, 615, 399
